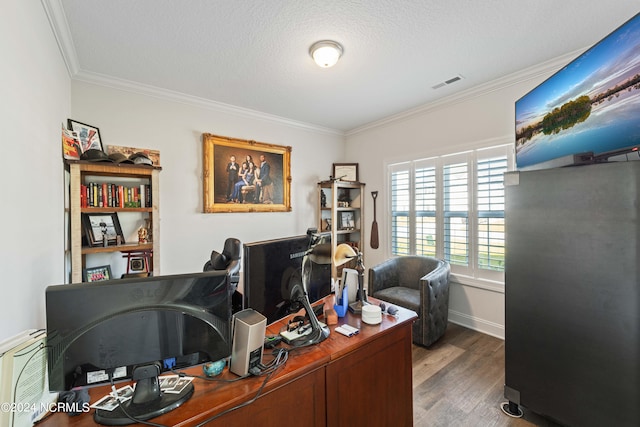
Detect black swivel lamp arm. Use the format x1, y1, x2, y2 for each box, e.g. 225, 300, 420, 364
287, 241, 331, 347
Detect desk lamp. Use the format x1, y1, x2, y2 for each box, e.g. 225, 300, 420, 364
287, 234, 331, 347
333, 243, 368, 314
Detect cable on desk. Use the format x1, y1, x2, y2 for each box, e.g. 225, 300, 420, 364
193, 348, 289, 426
171, 367, 251, 383
193, 369, 276, 427
255, 347, 289, 375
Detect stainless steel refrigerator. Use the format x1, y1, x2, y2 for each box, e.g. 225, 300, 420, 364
504, 161, 639, 427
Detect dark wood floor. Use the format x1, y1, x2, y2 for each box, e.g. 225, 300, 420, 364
412, 323, 562, 427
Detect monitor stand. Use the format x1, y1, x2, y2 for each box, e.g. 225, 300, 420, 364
94, 363, 193, 426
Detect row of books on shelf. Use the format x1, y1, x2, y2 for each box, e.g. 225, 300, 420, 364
81, 182, 151, 209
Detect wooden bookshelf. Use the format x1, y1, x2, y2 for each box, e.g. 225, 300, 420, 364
65, 160, 161, 283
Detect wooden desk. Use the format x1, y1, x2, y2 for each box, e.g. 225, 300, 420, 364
38, 300, 416, 427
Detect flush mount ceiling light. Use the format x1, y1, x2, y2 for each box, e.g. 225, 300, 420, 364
309, 40, 343, 68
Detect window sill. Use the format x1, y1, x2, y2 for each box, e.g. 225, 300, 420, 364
450, 273, 505, 293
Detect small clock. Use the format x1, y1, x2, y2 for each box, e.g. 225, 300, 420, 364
332, 163, 359, 182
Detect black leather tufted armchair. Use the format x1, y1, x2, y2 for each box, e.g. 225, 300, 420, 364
369, 256, 450, 347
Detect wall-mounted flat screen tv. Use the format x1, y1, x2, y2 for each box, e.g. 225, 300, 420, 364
515, 12, 640, 171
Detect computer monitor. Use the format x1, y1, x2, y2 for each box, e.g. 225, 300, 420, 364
45, 270, 233, 425
243, 232, 332, 325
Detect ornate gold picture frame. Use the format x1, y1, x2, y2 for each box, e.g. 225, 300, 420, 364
203, 133, 292, 213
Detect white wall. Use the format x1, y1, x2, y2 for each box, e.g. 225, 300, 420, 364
0, 0, 71, 339
345, 54, 577, 338
70, 81, 344, 278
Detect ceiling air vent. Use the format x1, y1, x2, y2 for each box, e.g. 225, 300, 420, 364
432, 75, 464, 90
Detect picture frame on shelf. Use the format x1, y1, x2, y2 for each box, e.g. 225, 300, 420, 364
67, 119, 103, 153
83, 265, 113, 282
332, 163, 359, 182
339, 211, 355, 230
129, 257, 146, 272
81, 212, 125, 247
202, 133, 292, 213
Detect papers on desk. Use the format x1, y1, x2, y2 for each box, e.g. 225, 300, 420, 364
160, 375, 194, 394
90, 385, 134, 411
91, 375, 195, 412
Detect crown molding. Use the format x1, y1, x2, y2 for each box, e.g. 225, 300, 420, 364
345, 48, 587, 137
41, 0, 80, 76
66, 49, 583, 139
72, 69, 344, 136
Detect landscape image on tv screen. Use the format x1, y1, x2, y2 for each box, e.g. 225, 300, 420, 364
515, 13, 640, 170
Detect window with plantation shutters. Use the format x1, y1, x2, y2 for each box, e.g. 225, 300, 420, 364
444, 161, 469, 267
415, 164, 436, 257
477, 155, 507, 272
388, 143, 513, 285
390, 167, 410, 256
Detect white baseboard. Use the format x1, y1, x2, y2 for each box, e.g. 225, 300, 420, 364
448, 309, 505, 340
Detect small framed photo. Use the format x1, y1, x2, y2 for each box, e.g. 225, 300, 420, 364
83, 265, 113, 282
332, 163, 359, 182
129, 257, 146, 272
339, 211, 355, 230
67, 119, 103, 152
81, 213, 125, 247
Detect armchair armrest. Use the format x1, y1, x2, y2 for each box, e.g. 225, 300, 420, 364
420, 261, 451, 300
420, 261, 451, 337
420, 260, 449, 285
368, 259, 399, 295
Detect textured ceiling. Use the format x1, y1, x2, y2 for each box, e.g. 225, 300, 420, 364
48, 0, 639, 133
